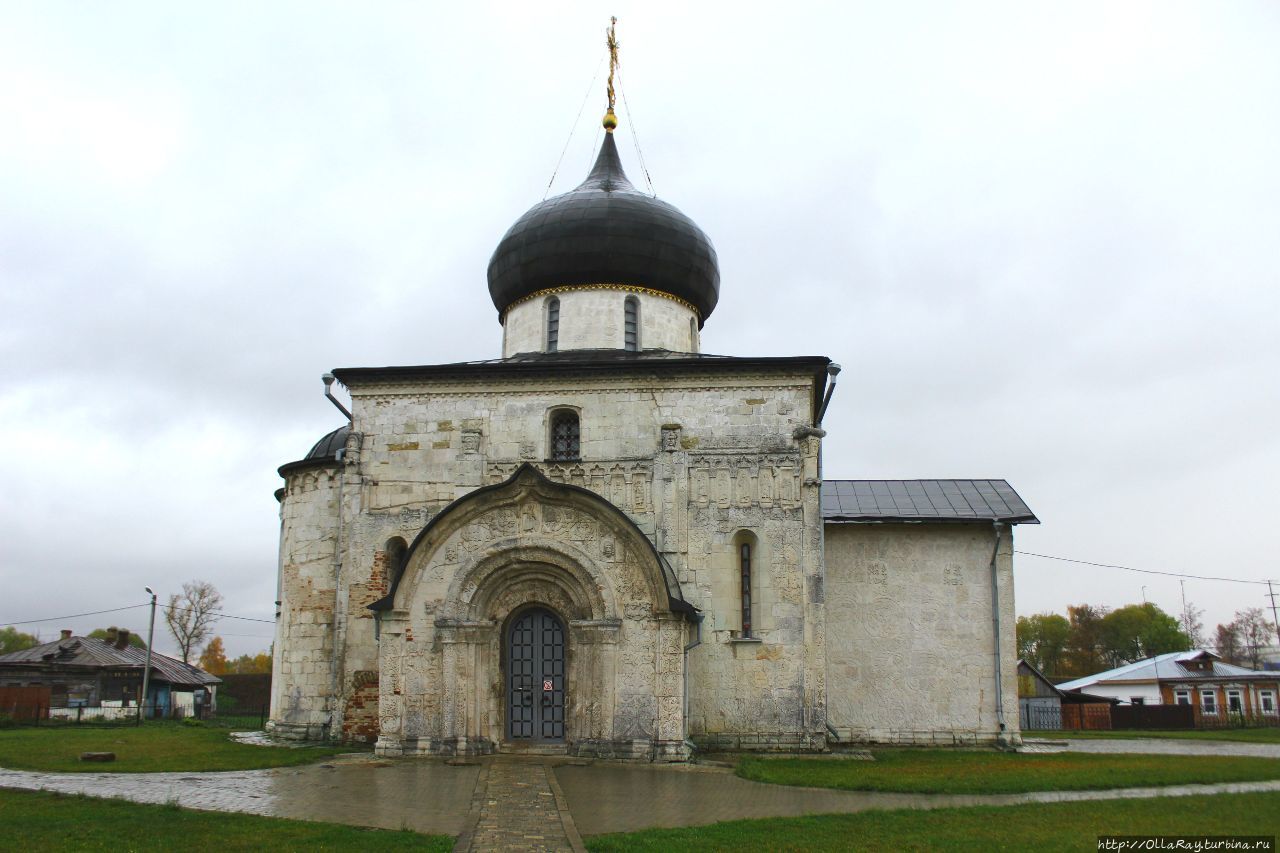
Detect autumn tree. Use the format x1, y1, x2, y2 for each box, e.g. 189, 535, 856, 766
227, 651, 273, 674
1063, 604, 1108, 677
0, 627, 38, 654
1098, 603, 1188, 667
198, 636, 228, 674
1016, 613, 1071, 676
88, 627, 147, 649
165, 580, 223, 664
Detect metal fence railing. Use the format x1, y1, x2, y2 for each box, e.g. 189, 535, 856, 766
0, 702, 268, 729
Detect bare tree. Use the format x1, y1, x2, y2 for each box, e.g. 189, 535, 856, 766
165, 580, 223, 664
1215, 622, 1242, 664
1180, 600, 1205, 649
1235, 607, 1271, 670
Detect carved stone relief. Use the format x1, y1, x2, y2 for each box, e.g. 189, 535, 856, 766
486, 461, 652, 514
689, 454, 803, 510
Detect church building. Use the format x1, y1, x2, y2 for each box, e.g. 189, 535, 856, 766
268, 40, 1038, 759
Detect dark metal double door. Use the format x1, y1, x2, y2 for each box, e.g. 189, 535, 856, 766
507, 608, 565, 742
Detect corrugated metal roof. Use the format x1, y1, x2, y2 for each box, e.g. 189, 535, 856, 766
0, 636, 220, 686
1058, 650, 1273, 691
821, 479, 1038, 524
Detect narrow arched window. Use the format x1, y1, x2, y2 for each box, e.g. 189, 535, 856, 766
546, 297, 560, 352
549, 409, 580, 461
624, 296, 639, 352
384, 537, 408, 592
689, 317, 698, 351
740, 541, 753, 638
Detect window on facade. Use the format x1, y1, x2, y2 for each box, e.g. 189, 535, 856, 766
546, 297, 560, 352
740, 541, 753, 638
549, 409, 580, 461
1226, 689, 1243, 714
1130, 697, 1145, 706
1174, 690, 1191, 706
1201, 690, 1218, 714
1261, 691, 1277, 714
624, 296, 639, 352
384, 537, 408, 592
690, 317, 697, 350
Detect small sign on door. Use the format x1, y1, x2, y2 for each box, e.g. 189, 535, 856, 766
543, 679, 553, 692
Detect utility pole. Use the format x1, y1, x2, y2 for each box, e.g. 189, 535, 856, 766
1267, 580, 1280, 646
140, 587, 157, 722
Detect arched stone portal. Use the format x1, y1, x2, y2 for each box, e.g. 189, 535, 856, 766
372, 464, 692, 760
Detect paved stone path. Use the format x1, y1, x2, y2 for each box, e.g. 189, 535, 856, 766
3, 752, 1280, 847
454, 758, 584, 852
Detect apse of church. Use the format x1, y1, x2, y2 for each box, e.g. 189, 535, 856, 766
269, 22, 1036, 758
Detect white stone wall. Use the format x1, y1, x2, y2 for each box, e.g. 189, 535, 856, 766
272, 363, 828, 749
823, 523, 1021, 746
269, 464, 341, 739
502, 288, 700, 356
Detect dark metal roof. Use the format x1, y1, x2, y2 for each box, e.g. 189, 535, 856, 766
305, 425, 350, 460
487, 132, 720, 323
278, 424, 349, 478
0, 636, 221, 686
821, 479, 1038, 524
333, 351, 830, 384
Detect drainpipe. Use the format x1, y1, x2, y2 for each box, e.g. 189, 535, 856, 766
815, 363, 841, 427
989, 520, 1008, 744
322, 373, 353, 421
682, 612, 704, 751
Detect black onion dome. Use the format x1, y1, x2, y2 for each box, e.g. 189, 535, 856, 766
487, 132, 719, 323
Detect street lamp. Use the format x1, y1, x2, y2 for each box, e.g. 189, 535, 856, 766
140, 587, 157, 722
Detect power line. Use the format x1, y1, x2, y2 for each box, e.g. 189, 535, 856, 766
3, 601, 275, 630
0, 604, 148, 628
1015, 550, 1275, 586
166, 604, 275, 625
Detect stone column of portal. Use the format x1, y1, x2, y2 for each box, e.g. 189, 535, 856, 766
569, 619, 619, 756
653, 613, 690, 761
374, 610, 408, 757
436, 622, 466, 755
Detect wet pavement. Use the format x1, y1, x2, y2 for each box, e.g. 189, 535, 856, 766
552, 763, 1280, 835
3, 748, 1280, 848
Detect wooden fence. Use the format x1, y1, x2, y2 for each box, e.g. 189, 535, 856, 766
0, 686, 51, 721
1112, 704, 1194, 730
1060, 703, 1112, 730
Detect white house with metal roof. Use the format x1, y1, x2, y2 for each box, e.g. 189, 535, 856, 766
1059, 650, 1280, 718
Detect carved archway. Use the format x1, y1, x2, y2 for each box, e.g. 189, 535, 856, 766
372, 465, 691, 759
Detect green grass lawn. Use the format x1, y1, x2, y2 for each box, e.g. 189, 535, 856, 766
735, 749, 1280, 794
586, 791, 1280, 852
1028, 727, 1280, 744
0, 789, 452, 852
0, 722, 349, 772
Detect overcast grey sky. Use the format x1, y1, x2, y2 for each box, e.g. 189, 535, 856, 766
2, 2, 1278, 659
